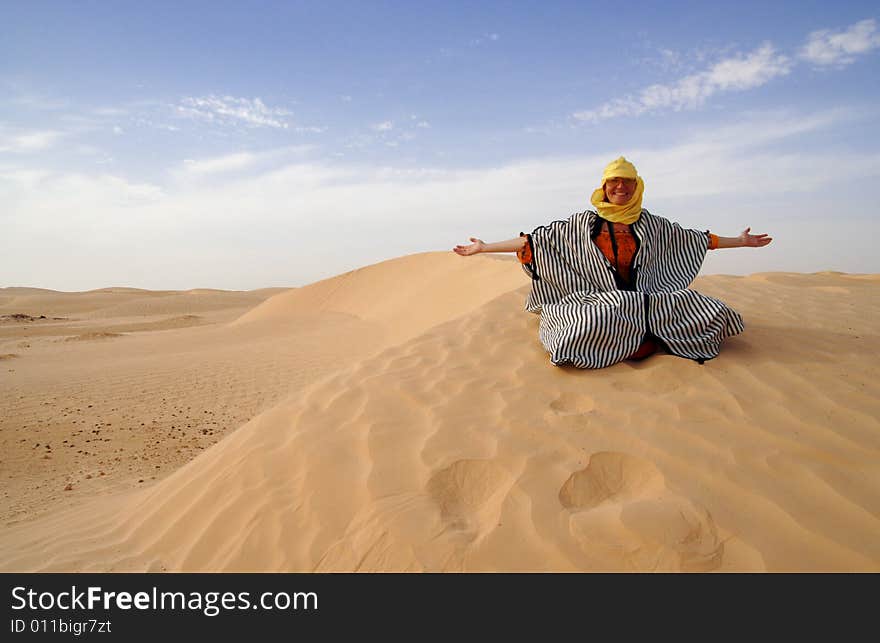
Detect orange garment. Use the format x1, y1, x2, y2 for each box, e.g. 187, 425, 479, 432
593, 221, 639, 285
518, 230, 720, 269
517, 234, 532, 265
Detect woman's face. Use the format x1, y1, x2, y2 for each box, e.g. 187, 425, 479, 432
604, 177, 637, 205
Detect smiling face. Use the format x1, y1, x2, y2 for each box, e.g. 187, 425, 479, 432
604, 177, 637, 205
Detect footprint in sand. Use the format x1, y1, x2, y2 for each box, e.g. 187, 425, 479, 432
559, 451, 723, 571
427, 459, 513, 543
545, 392, 596, 430
549, 392, 595, 415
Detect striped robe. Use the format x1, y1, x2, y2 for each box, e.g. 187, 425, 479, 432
521, 209, 744, 368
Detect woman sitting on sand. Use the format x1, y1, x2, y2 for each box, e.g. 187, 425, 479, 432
453, 157, 772, 368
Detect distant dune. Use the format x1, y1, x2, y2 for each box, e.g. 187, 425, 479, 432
0, 286, 290, 320
1, 253, 878, 572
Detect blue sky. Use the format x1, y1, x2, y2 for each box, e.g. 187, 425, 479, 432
2, 1, 879, 290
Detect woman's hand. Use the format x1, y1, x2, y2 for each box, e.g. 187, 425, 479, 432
737, 227, 773, 248
453, 237, 486, 256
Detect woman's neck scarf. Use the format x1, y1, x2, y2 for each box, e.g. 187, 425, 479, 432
589, 156, 644, 224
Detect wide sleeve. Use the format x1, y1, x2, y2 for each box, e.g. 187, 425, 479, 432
632, 212, 709, 293
521, 210, 616, 313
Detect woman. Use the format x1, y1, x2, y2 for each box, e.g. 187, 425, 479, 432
453, 157, 772, 368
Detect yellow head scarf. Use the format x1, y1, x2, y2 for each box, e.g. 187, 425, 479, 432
589, 156, 644, 224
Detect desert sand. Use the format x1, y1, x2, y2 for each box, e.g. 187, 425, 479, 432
1, 253, 878, 572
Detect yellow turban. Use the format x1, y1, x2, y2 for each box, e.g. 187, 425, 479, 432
589, 156, 644, 224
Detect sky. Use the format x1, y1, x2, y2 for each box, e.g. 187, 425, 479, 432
2, 0, 879, 290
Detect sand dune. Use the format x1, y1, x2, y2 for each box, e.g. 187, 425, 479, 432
0, 254, 524, 528
233, 252, 526, 343
1, 255, 878, 572
0, 287, 60, 296
0, 287, 290, 320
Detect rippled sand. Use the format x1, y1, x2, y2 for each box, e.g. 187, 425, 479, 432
1, 256, 878, 572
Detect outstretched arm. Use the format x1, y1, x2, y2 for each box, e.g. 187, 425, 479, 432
714, 227, 773, 249
453, 236, 527, 256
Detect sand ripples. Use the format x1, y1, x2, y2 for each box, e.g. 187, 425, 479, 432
1, 260, 878, 571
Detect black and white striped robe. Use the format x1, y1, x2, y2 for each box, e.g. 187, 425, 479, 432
521, 209, 744, 368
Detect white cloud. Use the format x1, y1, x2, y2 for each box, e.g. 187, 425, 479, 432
358, 119, 428, 149
1, 171, 164, 228
176, 95, 292, 129
0, 129, 63, 152
343, 133, 374, 149
669, 107, 851, 150
135, 118, 180, 132
295, 126, 327, 134
800, 18, 880, 66
658, 47, 680, 69
638, 45, 686, 75
704, 44, 791, 90
470, 32, 501, 46
173, 146, 315, 182
4, 109, 879, 290
571, 19, 879, 124
181, 152, 257, 176
8, 94, 70, 110
574, 44, 791, 122
0, 168, 51, 190
93, 107, 129, 117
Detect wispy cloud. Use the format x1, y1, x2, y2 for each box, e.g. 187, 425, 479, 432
5, 108, 877, 290
176, 95, 292, 129
0, 129, 64, 152
574, 44, 791, 122
575, 18, 879, 123
173, 146, 315, 182
470, 32, 501, 46
93, 107, 129, 117
635, 39, 746, 77
181, 152, 257, 176
6, 94, 70, 111
356, 117, 430, 149
647, 47, 684, 75
628, 109, 873, 199
134, 117, 180, 132
800, 18, 880, 66
440, 32, 502, 59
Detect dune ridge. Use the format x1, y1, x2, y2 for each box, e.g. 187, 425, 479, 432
1, 254, 878, 571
